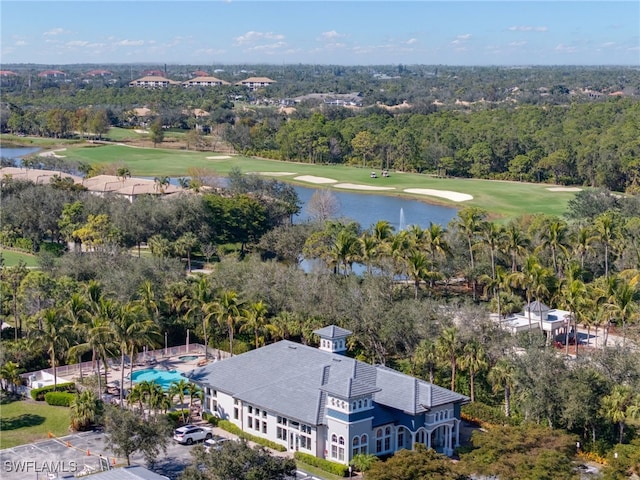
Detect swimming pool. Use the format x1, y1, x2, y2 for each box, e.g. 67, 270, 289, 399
178, 355, 199, 362
130, 368, 187, 390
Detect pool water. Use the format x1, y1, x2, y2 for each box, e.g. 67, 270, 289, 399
130, 368, 187, 390
178, 355, 199, 361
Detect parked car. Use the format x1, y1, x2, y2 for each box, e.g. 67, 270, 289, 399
173, 425, 213, 445
204, 435, 232, 453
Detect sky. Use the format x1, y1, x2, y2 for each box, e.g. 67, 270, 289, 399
1, 1, 639, 66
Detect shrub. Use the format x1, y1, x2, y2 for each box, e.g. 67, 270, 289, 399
218, 419, 286, 452
202, 412, 219, 426
31, 382, 76, 401
44, 391, 75, 407
294, 452, 349, 477
166, 409, 190, 426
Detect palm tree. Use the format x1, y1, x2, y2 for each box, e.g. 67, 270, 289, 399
412, 339, 437, 383
453, 206, 486, 272
36, 307, 71, 390
436, 327, 460, 392
358, 233, 378, 274
70, 390, 102, 431
480, 221, 505, 280
509, 255, 545, 339
488, 358, 516, 417
0, 361, 24, 395
594, 212, 618, 278
154, 176, 170, 194
330, 228, 362, 276
458, 340, 488, 402
560, 265, 587, 357
169, 379, 190, 424
537, 219, 570, 276
175, 232, 199, 273
179, 276, 215, 359
148, 234, 172, 259
209, 290, 244, 356
186, 382, 203, 422
605, 275, 639, 349
601, 385, 636, 444
425, 222, 451, 265
116, 167, 131, 186
405, 251, 431, 299
480, 265, 508, 320
503, 222, 530, 272
65, 293, 90, 381
240, 300, 270, 349
572, 225, 596, 270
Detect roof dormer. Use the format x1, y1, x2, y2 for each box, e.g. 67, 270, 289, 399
314, 325, 352, 355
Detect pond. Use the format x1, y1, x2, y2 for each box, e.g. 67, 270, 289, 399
0, 146, 41, 165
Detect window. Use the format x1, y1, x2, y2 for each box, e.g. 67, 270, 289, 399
300, 435, 311, 450
376, 428, 391, 453
234, 408, 239, 420
397, 430, 404, 449
277, 416, 288, 426
212, 390, 217, 397
360, 434, 368, 455
375, 429, 383, 453
301, 424, 312, 434
248, 417, 253, 429
277, 427, 287, 440
248, 406, 253, 414
358, 400, 363, 409
338, 436, 345, 461
262, 422, 267, 434
262, 410, 267, 418
384, 427, 391, 451
352, 436, 360, 458
254, 419, 260, 431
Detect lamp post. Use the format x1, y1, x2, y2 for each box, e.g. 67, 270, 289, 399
164, 332, 168, 357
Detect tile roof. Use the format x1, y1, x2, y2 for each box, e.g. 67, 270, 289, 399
187, 339, 468, 425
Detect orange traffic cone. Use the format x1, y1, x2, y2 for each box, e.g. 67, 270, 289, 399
87, 449, 91, 456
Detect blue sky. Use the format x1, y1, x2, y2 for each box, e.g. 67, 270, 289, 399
2, 1, 639, 66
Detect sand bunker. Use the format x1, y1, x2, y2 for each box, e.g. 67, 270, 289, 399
294, 175, 337, 184
546, 187, 582, 192
404, 188, 473, 202
206, 155, 232, 160
334, 183, 396, 191
134, 129, 148, 134
247, 172, 297, 177
38, 148, 67, 158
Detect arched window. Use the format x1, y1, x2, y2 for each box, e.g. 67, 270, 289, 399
330, 434, 338, 460
335, 436, 344, 461
358, 400, 363, 409
353, 437, 360, 446
331, 434, 337, 443
377, 427, 392, 453
352, 436, 360, 458
352, 402, 356, 410
360, 434, 368, 455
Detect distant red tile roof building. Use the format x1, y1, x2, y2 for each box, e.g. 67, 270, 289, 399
142, 69, 165, 76
193, 70, 209, 77
0, 70, 17, 76
85, 69, 113, 77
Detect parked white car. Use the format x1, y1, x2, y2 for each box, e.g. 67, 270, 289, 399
204, 435, 232, 453
173, 425, 213, 445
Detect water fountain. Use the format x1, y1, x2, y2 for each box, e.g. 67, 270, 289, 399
399, 208, 406, 231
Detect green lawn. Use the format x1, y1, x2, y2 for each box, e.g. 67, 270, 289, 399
0, 249, 39, 268
57, 142, 578, 220
0, 398, 71, 448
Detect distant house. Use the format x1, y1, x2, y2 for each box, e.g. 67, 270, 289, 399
236, 77, 276, 91
38, 69, 66, 78
129, 76, 180, 88
0, 70, 17, 77
85, 69, 113, 77
192, 70, 210, 77
499, 301, 571, 340
187, 325, 469, 464
183, 76, 230, 87
142, 69, 165, 77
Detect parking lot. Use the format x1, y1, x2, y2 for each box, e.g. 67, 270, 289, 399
0, 430, 325, 479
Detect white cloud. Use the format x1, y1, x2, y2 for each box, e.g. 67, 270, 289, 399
601, 42, 616, 47
43, 28, 69, 36
115, 39, 145, 46
194, 48, 227, 56
234, 31, 284, 46
319, 30, 345, 41
246, 41, 287, 53
15, 40, 28, 46
457, 33, 472, 40
508, 26, 548, 32
555, 43, 577, 53
509, 41, 527, 47
406, 38, 418, 45
67, 40, 89, 47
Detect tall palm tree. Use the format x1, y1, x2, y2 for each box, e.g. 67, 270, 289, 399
36, 307, 71, 390
480, 221, 505, 280
458, 340, 488, 403
605, 275, 639, 349
425, 222, 451, 265
412, 339, 437, 383
240, 300, 270, 349
169, 378, 190, 424
509, 255, 550, 339
480, 265, 508, 320
358, 233, 378, 274
503, 222, 530, 273
330, 228, 362, 276
571, 225, 596, 270
560, 269, 587, 357
208, 290, 244, 356
594, 212, 618, 278
186, 382, 203, 422
179, 276, 215, 359
405, 251, 431, 299
536, 219, 570, 276
488, 358, 516, 417
436, 327, 460, 392
453, 206, 487, 272
65, 293, 90, 381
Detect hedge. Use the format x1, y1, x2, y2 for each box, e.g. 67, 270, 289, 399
31, 382, 76, 401
218, 419, 287, 452
44, 391, 75, 407
294, 452, 349, 477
